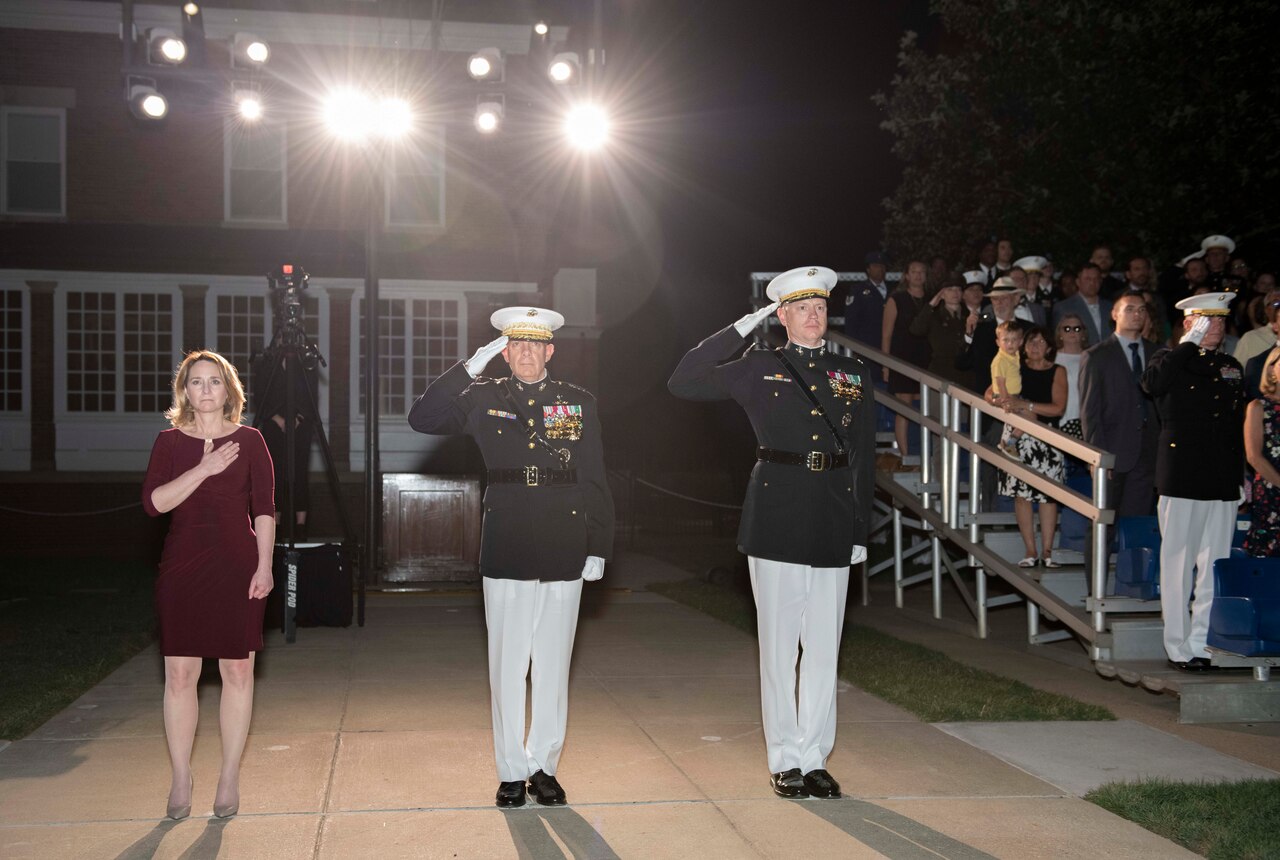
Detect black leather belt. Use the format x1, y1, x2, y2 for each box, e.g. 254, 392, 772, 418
757, 446, 849, 472
487, 467, 578, 487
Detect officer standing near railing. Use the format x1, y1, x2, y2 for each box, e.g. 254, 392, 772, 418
408, 306, 614, 808
1141, 291, 1245, 672
669, 266, 875, 800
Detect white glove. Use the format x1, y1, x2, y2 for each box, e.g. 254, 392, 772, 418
1180, 315, 1210, 346
850, 545, 867, 564
464, 335, 509, 377
581, 556, 605, 581
733, 301, 780, 337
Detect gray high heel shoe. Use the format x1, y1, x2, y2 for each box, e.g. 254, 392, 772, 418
213, 783, 239, 819
166, 775, 193, 821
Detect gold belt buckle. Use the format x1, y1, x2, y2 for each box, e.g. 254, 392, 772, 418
806, 451, 829, 472
524, 466, 539, 486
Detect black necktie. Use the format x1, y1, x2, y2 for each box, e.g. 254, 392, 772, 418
1129, 342, 1147, 420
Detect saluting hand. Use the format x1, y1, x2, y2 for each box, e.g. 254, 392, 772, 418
732, 301, 781, 337
199, 438, 239, 477
464, 335, 510, 377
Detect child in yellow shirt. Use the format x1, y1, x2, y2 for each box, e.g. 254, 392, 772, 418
991, 321, 1024, 458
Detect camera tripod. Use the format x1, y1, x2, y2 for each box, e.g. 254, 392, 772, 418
251, 321, 364, 639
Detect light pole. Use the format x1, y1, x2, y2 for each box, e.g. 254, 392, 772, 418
323, 92, 411, 609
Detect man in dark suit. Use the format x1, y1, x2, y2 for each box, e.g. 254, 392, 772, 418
1079, 294, 1160, 518
1141, 292, 1246, 672
409, 307, 614, 809
957, 278, 1021, 395
1052, 264, 1114, 346
670, 266, 875, 802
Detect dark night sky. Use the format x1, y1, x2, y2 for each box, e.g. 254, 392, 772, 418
585, 1, 934, 469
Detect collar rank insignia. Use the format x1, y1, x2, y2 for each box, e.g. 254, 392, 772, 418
827, 370, 862, 400
543, 404, 583, 440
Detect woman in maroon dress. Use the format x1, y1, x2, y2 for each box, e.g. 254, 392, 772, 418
142, 350, 274, 820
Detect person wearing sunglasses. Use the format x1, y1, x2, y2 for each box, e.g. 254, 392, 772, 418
1054, 315, 1089, 440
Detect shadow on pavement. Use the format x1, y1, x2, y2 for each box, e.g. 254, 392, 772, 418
797, 798, 996, 860
504, 805, 621, 859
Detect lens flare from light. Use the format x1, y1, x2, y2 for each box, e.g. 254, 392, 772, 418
564, 103, 609, 151
183, 3, 200, 15
468, 56, 492, 78
237, 94, 263, 121
534, 21, 549, 36
323, 90, 374, 140
377, 97, 412, 139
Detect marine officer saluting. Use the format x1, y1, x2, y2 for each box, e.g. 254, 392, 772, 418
409, 306, 614, 808
669, 266, 875, 800
1141, 291, 1246, 671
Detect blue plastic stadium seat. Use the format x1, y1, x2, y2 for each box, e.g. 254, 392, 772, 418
1058, 472, 1092, 553
1208, 557, 1280, 657
1114, 515, 1161, 599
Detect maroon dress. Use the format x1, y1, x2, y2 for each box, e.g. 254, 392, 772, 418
142, 426, 275, 659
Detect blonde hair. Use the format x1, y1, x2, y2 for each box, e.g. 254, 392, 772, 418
1262, 346, 1280, 398
165, 350, 246, 428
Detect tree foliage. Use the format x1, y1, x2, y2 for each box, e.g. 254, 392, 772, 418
875, 0, 1280, 270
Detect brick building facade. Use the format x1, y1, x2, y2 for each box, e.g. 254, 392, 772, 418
0, 1, 604, 564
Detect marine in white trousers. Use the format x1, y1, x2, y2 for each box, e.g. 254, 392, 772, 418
1156, 495, 1235, 662
482, 577, 583, 782
748, 557, 850, 774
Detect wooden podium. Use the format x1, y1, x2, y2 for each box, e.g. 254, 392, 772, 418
381, 473, 481, 584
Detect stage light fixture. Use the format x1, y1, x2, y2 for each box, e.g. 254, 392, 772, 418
234, 85, 263, 121
232, 32, 270, 67
182, 3, 200, 15
475, 100, 504, 134
564, 103, 608, 151
534, 21, 549, 36
467, 47, 503, 81
548, 52, 580, 84
127, 78, 168, 120
147, 28, 187, 64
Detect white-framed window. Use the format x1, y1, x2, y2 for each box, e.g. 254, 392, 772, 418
386, 125, 445, 228
64, 288, 178, 413
355, 294, 463, 417
2, 106, 66, 216
224, 118, 287, 223
0, 287, 25, 412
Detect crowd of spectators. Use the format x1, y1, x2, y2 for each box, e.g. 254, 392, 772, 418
837, 234, 1278, 564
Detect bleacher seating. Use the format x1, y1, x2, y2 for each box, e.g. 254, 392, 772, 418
1208, 556, 1280, 658
1057, 471, 1092, 554
1113, 516, 1161, 599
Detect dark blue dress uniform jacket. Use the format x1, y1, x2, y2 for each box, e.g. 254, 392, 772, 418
408, 362, 615, 581
1141, 342, 1246, 501
668, 326, 876, 568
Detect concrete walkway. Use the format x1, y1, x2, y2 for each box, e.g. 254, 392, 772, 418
0, 551, 1264, 859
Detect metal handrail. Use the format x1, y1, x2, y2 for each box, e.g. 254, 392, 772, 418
754, 305, 1120, 657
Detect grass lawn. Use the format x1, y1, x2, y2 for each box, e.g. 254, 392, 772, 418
0, 558, 157, 740
649, 577, 1113, 722
1087, 778, 1280, 860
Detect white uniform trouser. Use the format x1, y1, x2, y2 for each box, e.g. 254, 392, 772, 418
748, 557, 850, 774
482, 577, 583, 782
1156, 495, 1235, 662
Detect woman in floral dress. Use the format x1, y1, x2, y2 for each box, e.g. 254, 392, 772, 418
1244, 346, 1280, 556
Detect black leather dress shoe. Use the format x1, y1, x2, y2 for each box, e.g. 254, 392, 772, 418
802, 769, 842, 799
1167, 659, 1189, 671
1185, 656, 1216, 671
527, 770, 567, 806
496, 781, 526, 808
769, 768, 809, 799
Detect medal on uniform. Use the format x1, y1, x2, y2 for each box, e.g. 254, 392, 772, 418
827, 370, 862, 401
543, 404, 583, 441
